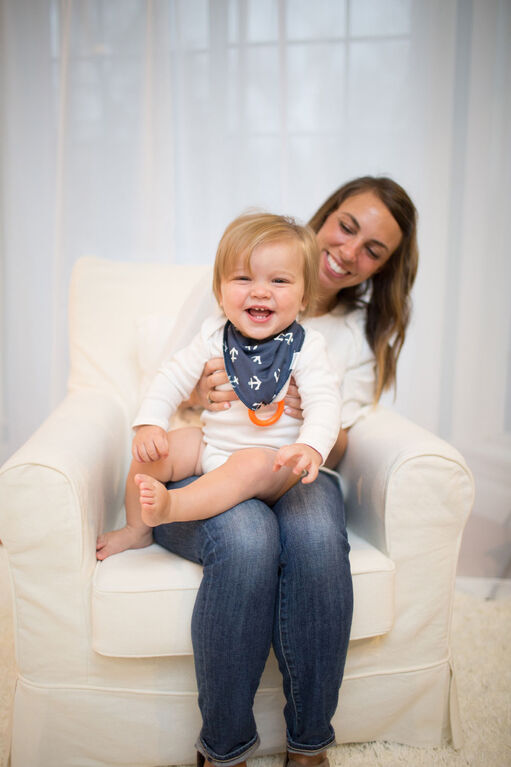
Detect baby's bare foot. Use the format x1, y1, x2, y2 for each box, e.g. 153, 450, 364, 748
96, 525, 153, 561
135, 474, 174, 526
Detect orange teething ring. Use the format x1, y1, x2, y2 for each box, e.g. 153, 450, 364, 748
248, 399, 285, 427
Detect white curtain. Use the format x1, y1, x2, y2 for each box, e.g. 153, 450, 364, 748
1, 0, 510, 565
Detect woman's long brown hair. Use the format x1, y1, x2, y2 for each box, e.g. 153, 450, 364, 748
308, 176, 419, 401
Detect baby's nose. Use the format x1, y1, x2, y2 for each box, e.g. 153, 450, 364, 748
251, 282, 271, 296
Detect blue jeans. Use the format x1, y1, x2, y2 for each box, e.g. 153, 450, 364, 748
154, 471, 353, 767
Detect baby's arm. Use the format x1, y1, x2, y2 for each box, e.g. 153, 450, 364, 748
133, 317, 219, 432
292, 330, 343, 465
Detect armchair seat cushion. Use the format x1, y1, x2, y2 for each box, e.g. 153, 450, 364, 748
92, 530, 395, 658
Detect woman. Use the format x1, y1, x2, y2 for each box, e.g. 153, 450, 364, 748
153, 176, 418, 767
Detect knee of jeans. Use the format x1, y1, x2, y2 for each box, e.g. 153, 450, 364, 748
283, 512, 350, 574
207, 499, 280, 560
205, 503, 280, 575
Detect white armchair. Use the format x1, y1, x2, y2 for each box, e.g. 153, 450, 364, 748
0, 257, 474, 767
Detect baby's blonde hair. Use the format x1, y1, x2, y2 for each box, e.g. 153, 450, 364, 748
213, 211, 319, 315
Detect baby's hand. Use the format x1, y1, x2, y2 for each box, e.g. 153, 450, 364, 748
132, 425, 169, 463
272, 443, 322, 484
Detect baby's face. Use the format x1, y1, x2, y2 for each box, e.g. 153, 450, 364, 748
219, 239, 306, 340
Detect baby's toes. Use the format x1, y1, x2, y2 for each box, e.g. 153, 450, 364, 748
136, 474, 154, 491
134, 473, 150, 487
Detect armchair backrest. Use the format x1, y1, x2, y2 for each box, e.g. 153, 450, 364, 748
68, 257, 211, 417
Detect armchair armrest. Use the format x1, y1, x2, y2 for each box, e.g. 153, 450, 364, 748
341, 405, 474, 690
0, 390, 128, 683
340, 405, 474, 556
340, 406, 474, 732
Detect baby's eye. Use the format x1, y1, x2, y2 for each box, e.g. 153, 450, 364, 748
273, 277, 290, 284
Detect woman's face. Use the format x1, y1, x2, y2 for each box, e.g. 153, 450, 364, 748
315, 190, 403, 312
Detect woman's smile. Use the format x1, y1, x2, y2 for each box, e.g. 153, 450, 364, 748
324, 251, 351, 277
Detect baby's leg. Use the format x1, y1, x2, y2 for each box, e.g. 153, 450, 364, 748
138, 447, 300, 526
96, 427, 204, 560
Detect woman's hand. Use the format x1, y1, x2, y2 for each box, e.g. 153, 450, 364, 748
283, 376, 303, 421
188, 357, 238, 411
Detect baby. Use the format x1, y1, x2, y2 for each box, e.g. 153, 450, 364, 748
96, 212, 342, 560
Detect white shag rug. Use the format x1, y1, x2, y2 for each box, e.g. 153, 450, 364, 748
0, 546, 510, 767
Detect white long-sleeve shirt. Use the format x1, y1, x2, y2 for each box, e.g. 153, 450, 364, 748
133, 312, 342, 463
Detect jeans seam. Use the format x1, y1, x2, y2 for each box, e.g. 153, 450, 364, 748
195, 522, 217, 736
277, 562, 301, 728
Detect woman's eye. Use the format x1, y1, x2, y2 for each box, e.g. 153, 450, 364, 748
340, 221, 353, 234
366, 248, 379, 260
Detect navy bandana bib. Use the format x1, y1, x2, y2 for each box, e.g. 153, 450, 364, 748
223, 320, 305, 410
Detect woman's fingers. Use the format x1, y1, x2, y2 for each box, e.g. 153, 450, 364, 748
207, 391, 237, 410
202, 357, 226, 376
283, 376, 303, 421
286, 378, 299, 398
284, 404, 303, 420
201, 358, 239, 409
206, 368, 230, 389
195, 358, 234, 409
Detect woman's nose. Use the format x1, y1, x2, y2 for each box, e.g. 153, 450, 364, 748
341, 240, 358, 262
